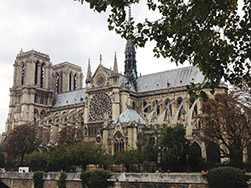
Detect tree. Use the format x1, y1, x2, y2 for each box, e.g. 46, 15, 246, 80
46, 146, 70, 171
58, 125, 82, 146
137, 126, 159, 163
6, 123, 49, 165
114, 149, 144, 172
204, 167, 251, 188
159, 124, 190, 171
0, 153, 5, 168
200, 92, 251, 162
68, 142, 112, 170
25, 151, 48, 171
81, 169, 111, 188
74, 0, 250, 90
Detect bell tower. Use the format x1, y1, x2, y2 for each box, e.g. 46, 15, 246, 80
6, 49, 54, 133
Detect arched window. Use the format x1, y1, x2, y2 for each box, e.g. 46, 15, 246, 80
40, 63, 45, 88
34, 61, 39, 85
191, 142, 202, 157
40, 110, 46, 120
177, 97, 183, 120
21, 63, 25, 85
74, 74, 77, 90
190, 98, 195, 108
202, 94, 209, 103
206, 142, 221, 163
69, 72, 72, 91
114, 131, 124, 154
165, 99, 172, 117
56, 73, 60, 93
34, 109, 39, 120
192, 105, 198, 118
132, 101, 136, 110
143, 101, 147, 107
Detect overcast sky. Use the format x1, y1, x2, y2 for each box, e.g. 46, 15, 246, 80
0, 0, 191, 134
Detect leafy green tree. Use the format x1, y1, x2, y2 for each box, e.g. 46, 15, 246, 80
159, 124, 189, 171
57, 171, 67, 188
114, 150, 144, 172
68, 142, 111, 170
204, 167, 251, 188
46, 146, 70, 171
33, 171, 44, 188
137, 126, 159, 162
25, 151, 48, 171
81, 169, 111, 188
74, 0, 250, 90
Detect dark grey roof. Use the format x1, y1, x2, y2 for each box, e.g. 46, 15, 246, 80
112, 108, 146, 125
53, 88, 86, 108
136, 66, 205, 93
118, 75, 136, 92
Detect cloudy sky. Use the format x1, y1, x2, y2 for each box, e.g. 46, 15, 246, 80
0, 0, 190, 134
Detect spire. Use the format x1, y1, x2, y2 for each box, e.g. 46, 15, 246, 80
85, 59, 92, 84
124, 6, 137, 90
100, 54, 102, 65
113, 52, 118, 74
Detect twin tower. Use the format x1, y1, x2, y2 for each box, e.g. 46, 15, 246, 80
6, 41, 137, 134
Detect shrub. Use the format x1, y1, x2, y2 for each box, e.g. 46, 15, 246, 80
204, 166, 251, 188
81, 169, 111, 188
57, 171, 67, 188
33, 171, 44, 188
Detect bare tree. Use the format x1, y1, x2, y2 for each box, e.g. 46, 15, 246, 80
200, 92, 251, 162
58, 125, 82, 146
6, 122, 49, 165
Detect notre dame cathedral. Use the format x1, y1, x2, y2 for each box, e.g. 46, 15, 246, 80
5, 39, 228, 159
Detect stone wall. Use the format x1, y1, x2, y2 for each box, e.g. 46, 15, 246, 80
0, 172, 250, 188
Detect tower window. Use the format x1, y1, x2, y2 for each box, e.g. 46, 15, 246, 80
69, 73, 72, 91
40, 63, 45, 88
74, 74, 77, 90
21, 63, 25, 85
56, 73, 60, 93
35, 61, 39, 85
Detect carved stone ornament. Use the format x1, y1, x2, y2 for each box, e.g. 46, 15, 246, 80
89, 93, 112, 121
96, 72, 106, 87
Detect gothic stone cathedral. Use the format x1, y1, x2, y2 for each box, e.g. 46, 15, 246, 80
5, 40, 227, 158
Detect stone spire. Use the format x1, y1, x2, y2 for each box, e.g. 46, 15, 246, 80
100, 54, 102, 65
124, 6, 137, 89
85, 59, 92, 84
113, 52, 118, 74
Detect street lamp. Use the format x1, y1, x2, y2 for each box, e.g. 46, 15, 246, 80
186, 154, 189, 173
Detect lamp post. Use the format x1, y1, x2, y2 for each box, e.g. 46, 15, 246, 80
186, 154, 189, 173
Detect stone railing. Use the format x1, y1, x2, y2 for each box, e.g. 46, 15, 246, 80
109, 173, 208, 184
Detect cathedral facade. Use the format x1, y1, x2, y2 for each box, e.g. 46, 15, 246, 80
5, 41, 228, 159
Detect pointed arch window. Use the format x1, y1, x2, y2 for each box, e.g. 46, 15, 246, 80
56, 73, 60, 93
69, 73, 72, 91
21, 63, 25, 85
34, 61, 39, 85
40, 63, 45, 88
165, 99, 172, 117
74, 74, 77, 90
177, 97, 183, 120
114, 131, 124, 154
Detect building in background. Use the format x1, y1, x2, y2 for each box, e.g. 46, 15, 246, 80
4, 39, 229, 161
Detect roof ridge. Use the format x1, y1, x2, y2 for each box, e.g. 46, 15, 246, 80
139, 65, 195, 78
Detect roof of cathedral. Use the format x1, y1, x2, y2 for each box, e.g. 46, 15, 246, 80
136, 66, 204, 93
112, 108, 146, 125
53, 88, 86, 108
